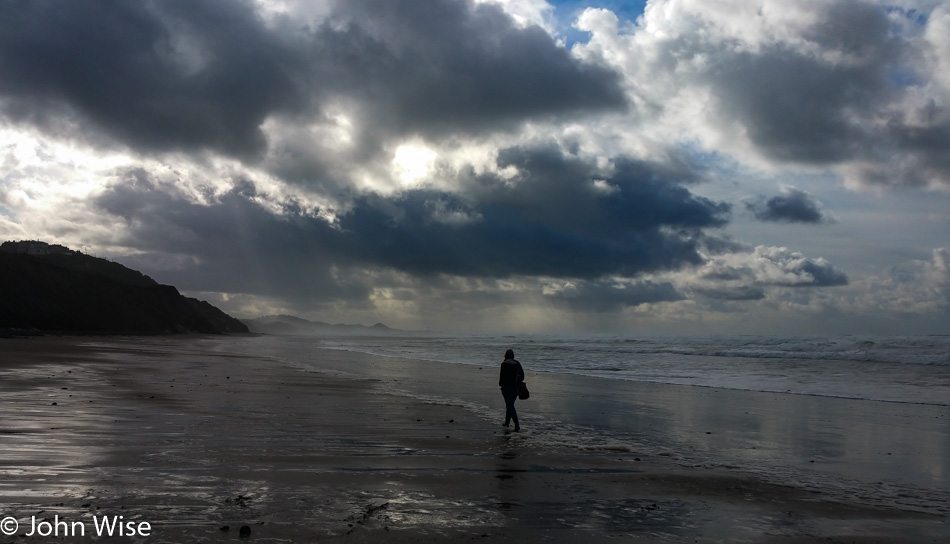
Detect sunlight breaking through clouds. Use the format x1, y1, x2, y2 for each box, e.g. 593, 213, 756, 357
1, 0, 949, 333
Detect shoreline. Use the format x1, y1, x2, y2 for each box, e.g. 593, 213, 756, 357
306, 333, 950, 407
0, 335, 947, 542
236, 334, 950, 502
308, 342, 950, 407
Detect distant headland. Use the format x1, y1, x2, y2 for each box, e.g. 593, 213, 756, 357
241, 314, 397, 335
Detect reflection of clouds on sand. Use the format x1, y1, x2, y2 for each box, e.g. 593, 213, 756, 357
241, 334, 950, 514
490, 443, 703, 537
493, 446, 525, 514
0, 359, 118, 504
342, 491, 501, 535
3, 336, 947, 541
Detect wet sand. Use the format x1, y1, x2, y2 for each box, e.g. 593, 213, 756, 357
0, 335, 947, 543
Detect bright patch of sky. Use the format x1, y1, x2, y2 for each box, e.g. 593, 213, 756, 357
549, 0, 646, 45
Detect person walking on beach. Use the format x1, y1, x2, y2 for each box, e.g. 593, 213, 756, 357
499, 348, 525, 432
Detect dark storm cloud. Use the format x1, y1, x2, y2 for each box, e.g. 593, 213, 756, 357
683, 1, 950, 186
704, 1, 894, 163
482, 145, 723, 233
707, 0, 895, 167
95, 149, 729, 299
95, 170, 371, 302
315, 144, 728, 279
0, 0, 625, 159
784, 259, 848, 288
713, 48, 876, 163
338, 146, 730, 278
0, 0, 307, 157
315, 0, 627, 137
745, 187, 834, 224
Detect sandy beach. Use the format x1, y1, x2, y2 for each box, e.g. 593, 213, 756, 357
0, 335, 947, 543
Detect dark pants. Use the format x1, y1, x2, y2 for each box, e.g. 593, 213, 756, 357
501, 386, 519, 429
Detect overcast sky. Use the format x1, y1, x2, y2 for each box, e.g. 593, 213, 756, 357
2, 0, 949, 334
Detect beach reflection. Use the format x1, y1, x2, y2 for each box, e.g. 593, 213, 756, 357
493, 445, 525, 510
4, 335, 947, 542
0, 359, 119, 510
225, 335, 950, 516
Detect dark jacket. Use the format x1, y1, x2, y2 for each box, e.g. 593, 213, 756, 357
499, 358, 525, 388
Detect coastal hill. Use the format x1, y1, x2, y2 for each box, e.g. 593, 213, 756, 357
242, 314, 396, 335
0, 240, 248, 335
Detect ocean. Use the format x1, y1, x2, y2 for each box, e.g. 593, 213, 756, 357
230, 332, 950, 519
313, 333, 950, 406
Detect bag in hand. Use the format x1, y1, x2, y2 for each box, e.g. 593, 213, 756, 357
517, 381, 530, 400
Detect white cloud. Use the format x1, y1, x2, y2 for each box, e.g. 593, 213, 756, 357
667, 245, 848, 294
475, 0, 556, 31
571, 0, 950, 188
839, 248, 950, 315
